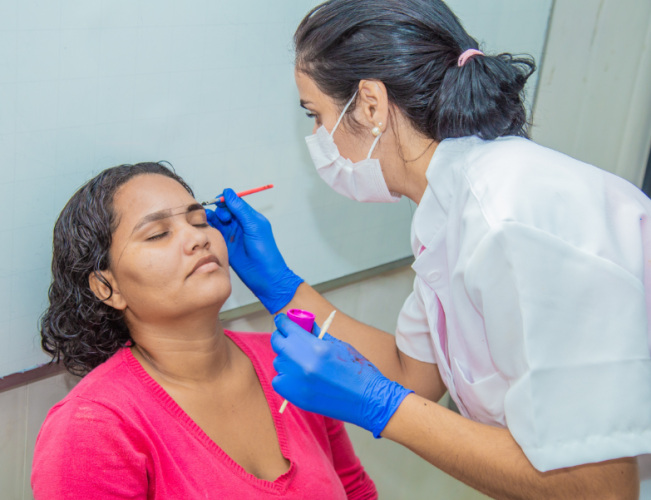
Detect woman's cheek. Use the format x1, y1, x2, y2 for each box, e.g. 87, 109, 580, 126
337, 141, 362, 163
213, 233, 229, 269
136, 248, 177, 288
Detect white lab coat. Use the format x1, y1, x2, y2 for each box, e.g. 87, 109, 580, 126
395, 135, 651, 473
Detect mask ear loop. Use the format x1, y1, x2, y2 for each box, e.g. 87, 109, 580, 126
367, 132, 382, 159
330, 91, 359, 137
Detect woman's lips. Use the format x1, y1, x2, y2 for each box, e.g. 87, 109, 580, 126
188, 255, 220, 277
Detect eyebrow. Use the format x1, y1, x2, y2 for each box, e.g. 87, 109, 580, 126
299, 99, 312, 109
132, 203, 204, 233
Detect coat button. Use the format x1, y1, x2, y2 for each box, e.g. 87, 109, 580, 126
427, 270, 441, 282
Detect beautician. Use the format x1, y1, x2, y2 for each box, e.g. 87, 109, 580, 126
206, 0, 651, 498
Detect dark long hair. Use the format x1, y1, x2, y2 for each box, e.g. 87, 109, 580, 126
40, 162, 194, 376
294, 0, 536, 141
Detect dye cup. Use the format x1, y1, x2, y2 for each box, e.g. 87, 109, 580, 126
287, 309, 316, 333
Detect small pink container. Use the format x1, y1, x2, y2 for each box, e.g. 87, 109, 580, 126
287, 309, 315, 333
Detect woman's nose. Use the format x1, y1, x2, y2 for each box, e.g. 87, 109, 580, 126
184, 225, 210, 253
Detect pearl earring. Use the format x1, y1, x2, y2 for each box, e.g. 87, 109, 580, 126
371, 123, 382, 137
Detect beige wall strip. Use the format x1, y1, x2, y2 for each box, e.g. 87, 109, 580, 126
533, 0, 651, 186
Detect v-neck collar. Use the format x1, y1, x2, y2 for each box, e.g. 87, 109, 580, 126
122, 330, 296, 495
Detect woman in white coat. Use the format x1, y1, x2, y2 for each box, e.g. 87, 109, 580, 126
206, 0, 650, 498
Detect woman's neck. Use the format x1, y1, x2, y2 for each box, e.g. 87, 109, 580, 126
385, 124, 438, 205
401, 141, 436, 204
128, 311, 234, 386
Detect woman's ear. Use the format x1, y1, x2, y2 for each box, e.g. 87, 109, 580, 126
89, 270, 127, 311
358, 80, 389, 133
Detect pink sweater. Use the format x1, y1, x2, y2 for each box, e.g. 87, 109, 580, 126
32, 331, 377, 499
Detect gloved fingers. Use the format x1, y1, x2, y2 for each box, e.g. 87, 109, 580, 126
205, 208, 219, 228
206, 210, 236, 244
206, 210, 233, 240
272, 373, 314, 408
273, 312, 311, 339
223, 188, 273, 232
272, 353, 299, 377
207, 205, 248, 248
270, 328, 289, 354
222, 188, 258, 224
205, 207, 234, 230
320, 331, 337, 343
309, 323, 337, 343
214, 206, 233, 224
272, 373, 294, 401
213, 192, 226, 209
273, 313, 290, 336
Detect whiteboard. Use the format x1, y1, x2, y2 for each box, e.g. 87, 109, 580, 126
0, 0, 552, 378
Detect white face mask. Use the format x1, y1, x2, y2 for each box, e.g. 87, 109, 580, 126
305, 92, 401, 203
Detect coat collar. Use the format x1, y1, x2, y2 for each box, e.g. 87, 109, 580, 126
412, 136, 485, 252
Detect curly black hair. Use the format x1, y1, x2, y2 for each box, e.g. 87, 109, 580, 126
40, 162, 194, 376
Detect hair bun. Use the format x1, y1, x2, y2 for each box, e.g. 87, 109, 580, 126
435, 52, 536, 140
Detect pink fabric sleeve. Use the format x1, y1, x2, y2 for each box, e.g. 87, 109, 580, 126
32, 397, 148, 500
325, 417, 378, 500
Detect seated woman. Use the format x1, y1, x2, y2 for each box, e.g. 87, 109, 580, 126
32, 162, 377, 500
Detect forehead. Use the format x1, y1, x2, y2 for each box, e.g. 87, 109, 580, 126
294, 69, 326, 102
113, 174, 195, 227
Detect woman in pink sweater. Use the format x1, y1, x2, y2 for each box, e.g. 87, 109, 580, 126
33, 162, 377, 500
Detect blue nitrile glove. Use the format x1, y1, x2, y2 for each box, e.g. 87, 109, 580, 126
205, 189, 303, 313
271, 313, 413, 438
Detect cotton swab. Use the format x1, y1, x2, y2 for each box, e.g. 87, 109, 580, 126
278, 396, 290, 414
200, 184, 274, 206
316, 310, 336, 340
279, 310, 337, 414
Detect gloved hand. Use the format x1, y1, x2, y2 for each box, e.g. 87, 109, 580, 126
205, 189, 303, 313
271, 313, 413, 438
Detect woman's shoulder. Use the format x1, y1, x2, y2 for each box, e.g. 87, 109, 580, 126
39, 393, 125, 439
35, 349, 159, 465
34, 379, 139, 473
446, 136, 649, 232
427, 136, 588, 218
52, 348, 144, 416
33, 379, 149, 498
447, 135, 589, 183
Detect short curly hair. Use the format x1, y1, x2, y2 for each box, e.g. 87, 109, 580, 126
40, 162, 194, 376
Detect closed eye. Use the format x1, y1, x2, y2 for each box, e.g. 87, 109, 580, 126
194, 223, 209, 228
147, 232, 168, 241
306, 112, 317, 119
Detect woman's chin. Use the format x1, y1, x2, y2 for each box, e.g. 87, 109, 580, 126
189, 267, 231, 289
128, 274, 232, 322
195, 276, 233, 308
178, 290, 232, 317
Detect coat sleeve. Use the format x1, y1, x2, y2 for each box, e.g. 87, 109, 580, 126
395, 277, 437, 364
325, 417, 378, 500
464, 221, 651, 472
31, 397, 148, 499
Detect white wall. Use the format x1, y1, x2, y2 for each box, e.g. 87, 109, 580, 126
0, 0, 416, 379
532, 0, 651, 186
0, 0, 555, 380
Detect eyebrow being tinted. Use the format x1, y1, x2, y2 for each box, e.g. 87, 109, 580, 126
131, 203, 204, 234
299, 99, 313, 109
